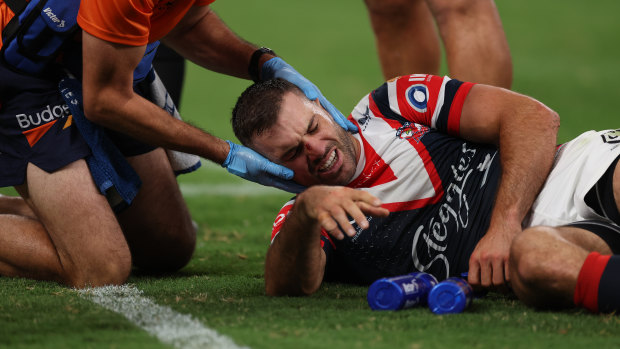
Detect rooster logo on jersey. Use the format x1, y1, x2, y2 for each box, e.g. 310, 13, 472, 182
396, 122, 429, 143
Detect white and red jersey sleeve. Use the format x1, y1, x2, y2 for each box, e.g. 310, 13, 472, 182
270, 199, 295, 244
270, 199, 336, 251
366, 74, 474, 137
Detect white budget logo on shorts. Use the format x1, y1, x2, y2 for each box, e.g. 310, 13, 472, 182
15, 104, 71, 129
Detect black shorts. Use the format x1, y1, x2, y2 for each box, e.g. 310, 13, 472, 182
0, 62, 154, 187
566, 220, 620, 254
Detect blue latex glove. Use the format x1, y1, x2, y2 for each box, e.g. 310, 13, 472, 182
222, 141, 306, 193
262, 57, 358, 133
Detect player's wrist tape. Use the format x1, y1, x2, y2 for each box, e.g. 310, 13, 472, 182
248, 47, 276, 83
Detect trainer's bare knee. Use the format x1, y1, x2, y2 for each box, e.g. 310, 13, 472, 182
64, 251, 132, 288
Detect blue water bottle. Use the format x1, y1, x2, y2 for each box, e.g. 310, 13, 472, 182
460, 272, 488, 299
427, 277, 473, 314
367, 272, 438, 311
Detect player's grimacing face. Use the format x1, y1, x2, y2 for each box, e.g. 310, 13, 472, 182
251, 92, 360, 187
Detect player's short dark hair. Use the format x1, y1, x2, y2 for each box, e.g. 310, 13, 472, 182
232, 78, 304, 146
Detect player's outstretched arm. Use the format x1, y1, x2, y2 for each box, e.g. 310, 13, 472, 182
264, 186, 389, 296
459, 84, 560, 290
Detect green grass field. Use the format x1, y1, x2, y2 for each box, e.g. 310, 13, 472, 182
2, 0, 620, 348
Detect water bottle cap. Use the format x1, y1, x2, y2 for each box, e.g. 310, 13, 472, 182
428, 279, 471, 314
367, 280, 404, 310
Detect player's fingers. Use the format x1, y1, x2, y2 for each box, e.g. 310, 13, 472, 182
317, 212, 344, 240
468, 258, 481, 287
356, 202, 390, 218
330, 206, 357, 237
492, 259, 507, 288
496, 259, 512, 293
494, 260, 511, 293
479, 259, 493, 288
349, 189, 383, 207
342, 201, 369, 230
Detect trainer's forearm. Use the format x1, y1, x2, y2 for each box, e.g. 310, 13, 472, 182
163, 6, 273, 80
86, 87, 230, 164
82, 29, 231, 164
264, 201, 326, 296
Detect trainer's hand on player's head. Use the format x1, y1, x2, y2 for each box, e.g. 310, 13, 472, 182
297, 186, 389, 240
222, 141, 306, 193
261, 57, 358, 133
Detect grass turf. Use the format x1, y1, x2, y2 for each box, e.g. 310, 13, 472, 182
2, 0, 620, 347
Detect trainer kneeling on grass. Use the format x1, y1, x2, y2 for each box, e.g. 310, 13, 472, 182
232, 76, 620, 314
0, 0, 355, 288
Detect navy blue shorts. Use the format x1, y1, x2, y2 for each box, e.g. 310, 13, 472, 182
0, 62, 154, 187
566, 220, 620, 254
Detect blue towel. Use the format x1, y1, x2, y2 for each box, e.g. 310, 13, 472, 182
59, 77, 141, 212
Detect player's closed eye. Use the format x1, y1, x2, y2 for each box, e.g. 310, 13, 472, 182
285, 145, 302, 161
310, 121, 318, 133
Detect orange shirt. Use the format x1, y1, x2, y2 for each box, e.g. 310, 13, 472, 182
77, 0, 215, 46
0, 1, 17, 49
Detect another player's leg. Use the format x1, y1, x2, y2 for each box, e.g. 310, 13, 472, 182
509, 225, 612, 309
510, 222, 620, 313
426, 0, 512, 88
364, 0, 441, 80
0, 160, 132, 287
116, 148, 196, 273
512, 145, 620, 313
565, 154, 620, 313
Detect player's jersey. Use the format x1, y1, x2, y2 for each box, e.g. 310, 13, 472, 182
270, 74, 502, 284
77, 0, 215, 46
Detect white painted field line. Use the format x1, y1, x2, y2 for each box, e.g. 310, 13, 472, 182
179, 161, 293, 197
179, 182, 289, 197
78, 284, 248, 349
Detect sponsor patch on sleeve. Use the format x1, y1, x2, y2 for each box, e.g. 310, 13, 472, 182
405, 84, 429, 113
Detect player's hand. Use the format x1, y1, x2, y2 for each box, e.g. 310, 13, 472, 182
467, 225, 518, 292
261, 57, 358, 133
297, 186, 389, 240
222, 140, 306, 193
